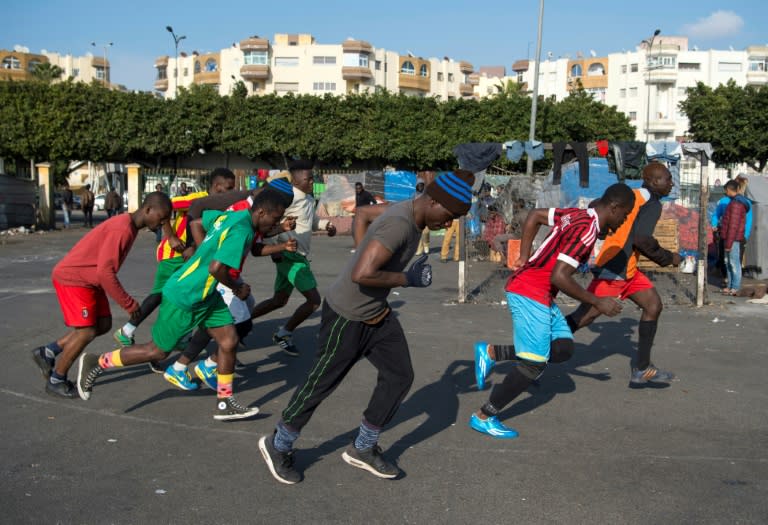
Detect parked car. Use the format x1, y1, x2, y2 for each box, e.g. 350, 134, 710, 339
53, 193, 81, 210
94, 194, 105, 211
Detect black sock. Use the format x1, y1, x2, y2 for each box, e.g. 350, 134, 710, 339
493, 345, 516, 361
636, 320, 658, 370
566, 314, 579, 333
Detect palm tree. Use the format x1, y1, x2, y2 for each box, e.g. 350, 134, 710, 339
31, 62, 64, 83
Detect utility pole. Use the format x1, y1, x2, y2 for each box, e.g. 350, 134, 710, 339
643, 29, 661, 143
91, 41, 113, 86
526, 0, 545, 177
166, 26, 187, 98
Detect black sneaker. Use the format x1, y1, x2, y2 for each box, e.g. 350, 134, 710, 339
147, 361, 165, 374
76, 353, 103, 401
258, 434, 301, 484
273, 331, 299, 357
213, 396, 259, 421
630, 364, 675, 387
46, 379, 77, 398
341, 443, 399, 479
31, 346, 55, 379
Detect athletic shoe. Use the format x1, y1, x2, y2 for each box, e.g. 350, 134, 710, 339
163, 366, 199, 391
259, 434, 301, 484
341, 443, 399, 479
76, 353, 103, 401
31, 346, 55, 379
113, 328, 134, 347
468, 413, 519, 439
474, 341, 495, 390
194, 361, 218, 389
234, 359, 246, 371
213, 396, 259, 421
273, 331, 299, 357
46, 379, 76, 398
630, 364, 675, 386
147, 361, 165, 374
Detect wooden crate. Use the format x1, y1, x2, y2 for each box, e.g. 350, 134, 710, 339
637, 219, 678, 271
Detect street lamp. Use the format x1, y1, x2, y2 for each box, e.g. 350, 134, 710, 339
166, 25, 186, 98
91, 41, 113, 87
642, 29, 661, 143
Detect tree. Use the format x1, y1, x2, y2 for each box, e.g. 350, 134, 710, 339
31, 62, 64, 83
680, 80, 768, 172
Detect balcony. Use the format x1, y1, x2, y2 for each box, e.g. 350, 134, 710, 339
647, 67, 677, 84
459, 83, 474, 95
240, 64, 270, 80
240, 37, 269, 52
467, 73, 480, 85
646, 118, 677, 133
342, 66, 372, 80
154, 78, 168, 91
342, 40, 373, 54
399, 74, 430, 91
746, 69, 768, 85
155, 56, 169, 67
194, 70, 220, 84
459, 61, 473, 74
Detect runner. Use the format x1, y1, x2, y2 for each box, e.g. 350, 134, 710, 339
471, 183, 635, 439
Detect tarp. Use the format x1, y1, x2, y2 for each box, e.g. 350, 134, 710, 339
745, 175, 768, 278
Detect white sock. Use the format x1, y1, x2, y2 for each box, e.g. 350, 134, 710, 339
122, 323, 137, 337
205, 357, 216, 368
172, 361, 186, 372
276, 327, 292, 338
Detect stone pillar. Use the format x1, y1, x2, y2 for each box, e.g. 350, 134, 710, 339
36, 162, 54, 230
126, 163, 141, 212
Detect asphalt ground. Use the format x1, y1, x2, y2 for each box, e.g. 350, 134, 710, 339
1, 212, 766, 524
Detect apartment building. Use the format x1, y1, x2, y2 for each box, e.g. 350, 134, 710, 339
1, 45, 110, 85
476, 37, 768, 143
154, 33, 476, 99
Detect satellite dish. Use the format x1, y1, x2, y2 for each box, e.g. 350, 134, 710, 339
589, 49, 597, 57
693, 45, 699, 51
547, 51, 553, 59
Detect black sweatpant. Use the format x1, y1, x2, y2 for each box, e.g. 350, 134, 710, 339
281, 300, 414, 431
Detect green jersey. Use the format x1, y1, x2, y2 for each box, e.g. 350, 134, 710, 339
162, 210, 253, 310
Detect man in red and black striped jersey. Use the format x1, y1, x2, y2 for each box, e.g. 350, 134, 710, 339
470, 183, 635, 439
565, 163, 680, 387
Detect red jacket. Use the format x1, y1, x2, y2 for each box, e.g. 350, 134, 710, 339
720, 196, 750, 251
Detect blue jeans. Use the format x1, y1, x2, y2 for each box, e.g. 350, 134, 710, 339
62, 205, 70, 228
726, 242, 742, 291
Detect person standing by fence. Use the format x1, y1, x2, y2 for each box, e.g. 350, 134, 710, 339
81, 184, 95, 228
61, 183, 74, 229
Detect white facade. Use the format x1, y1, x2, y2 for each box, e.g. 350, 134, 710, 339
155, 34, 474, 100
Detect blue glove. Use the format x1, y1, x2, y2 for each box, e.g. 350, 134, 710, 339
404, 254, 432, 288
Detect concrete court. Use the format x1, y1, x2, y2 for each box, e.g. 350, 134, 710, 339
0, 220, 766, 524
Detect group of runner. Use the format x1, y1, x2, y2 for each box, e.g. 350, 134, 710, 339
31, 161, 677, 484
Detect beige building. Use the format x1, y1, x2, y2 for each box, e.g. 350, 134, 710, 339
1, 46, 111, 85
154, 33, 476, 99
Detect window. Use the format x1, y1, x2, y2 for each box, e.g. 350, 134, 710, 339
205, 59, 217, 72
587, 63, 605, 76
401, 61, 415, 75
677, 87, 688, 96
2, 56, 21, 69
630, 63, 638, 73
244, 50, 268, 65
718, 62, 742, 72
274, 82, 299, 92
157, 66, 167, 80
183, 67, 188, 77
313, 56, 336, 65
586, 87, 606, 102
194, 61, 201, 74
375, 60, 381, 70
516, 71, 524, 83
275, 56, 299, 67
437, 72, 444, 81
27, 60, 41, 72
629, 111, 637, 121
749, 58, 767, 72
72, 68, 79, 77
678, 62, 701, 71
359, 54, 369, 68
629, 87, 638, 97
448, 72, 454, 82
343, 53, 369, 68
313, 81, 336, 91
252, 81, 261, 91
95, 66, 105, 80
621, 65, 627, 74
651, 56, 676, 69
620, 88, 626, 98
570, 64, 583, 77
419, 64, 428, 77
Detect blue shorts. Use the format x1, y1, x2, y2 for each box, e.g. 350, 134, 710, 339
506, 291, 572, 363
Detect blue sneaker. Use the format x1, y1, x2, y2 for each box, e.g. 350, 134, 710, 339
194, 361, 218, 390
469, 413, 518, 439
164, 365, 199, 391
474, 341, 495, 390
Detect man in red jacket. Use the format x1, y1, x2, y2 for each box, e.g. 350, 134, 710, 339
720, 179, 751, 294
30, 192, 172, 398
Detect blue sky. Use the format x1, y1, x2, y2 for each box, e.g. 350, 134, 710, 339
5, 0, 766, 91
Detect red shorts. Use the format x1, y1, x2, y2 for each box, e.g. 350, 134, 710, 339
587, 271, 654, 300
53, 280, 111, 327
